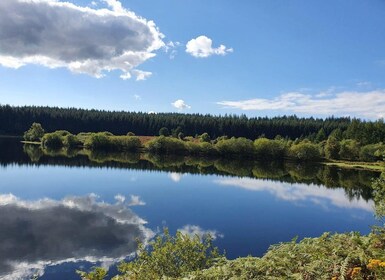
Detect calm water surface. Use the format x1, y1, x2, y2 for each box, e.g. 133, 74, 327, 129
0, 138, 379, 279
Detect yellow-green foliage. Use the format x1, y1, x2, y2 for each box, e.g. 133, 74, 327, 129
185, 141, 217, 156
84, 133, 141, 152
23, 122, 45, 142
215, 137, 254, 158
189, 231, 385, 280
289, 141, 321, 161
359, 143, 385, 162
145, 136, 187, 154
115, 229, 222, 280
254, 138, 286, 159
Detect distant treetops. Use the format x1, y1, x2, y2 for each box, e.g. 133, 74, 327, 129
4, 104, 385, 144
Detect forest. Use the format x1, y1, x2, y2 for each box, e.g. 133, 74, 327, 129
2, 104, 385, 144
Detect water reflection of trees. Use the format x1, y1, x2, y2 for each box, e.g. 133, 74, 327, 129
17, 144, 381, 201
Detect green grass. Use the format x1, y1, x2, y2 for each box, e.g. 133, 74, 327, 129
323, 160, 385, 172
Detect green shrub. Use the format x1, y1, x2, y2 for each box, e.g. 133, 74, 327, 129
23, 122, 45, 142
84, 133, 110, 150
200, 132, 211, 143
215, 137, 255, 158
324, 136, 340, 160
146, 136, 187, 154
41, 132, 64, 148
254, 138, 286, 159
360, 143, 385, 162
84, 134, 141, 151
289, 142, 321, 161
116, 229, 222, 280
339, 139, 360, 161
63, 134, 81, 148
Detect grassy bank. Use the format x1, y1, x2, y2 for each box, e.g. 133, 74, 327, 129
324, 160, 385, 172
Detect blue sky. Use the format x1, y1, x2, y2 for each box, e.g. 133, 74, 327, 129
0, 0, 385, 118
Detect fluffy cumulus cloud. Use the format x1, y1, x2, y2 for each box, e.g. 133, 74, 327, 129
178, 225, 224, 241
0, 193, 153, 279
215, 178, 374, 212
217, 90, 385, 119
0, 0, 165, 79
186, 36, 233, 58
171, 99, 191, 110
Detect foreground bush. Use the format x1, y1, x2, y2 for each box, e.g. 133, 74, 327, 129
190, 231, 385, 280
79, 230, 385, 280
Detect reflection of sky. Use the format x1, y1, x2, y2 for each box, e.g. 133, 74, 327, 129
215, 177, 374, 212
0, 194, 151, 280
0, 164, 378, 263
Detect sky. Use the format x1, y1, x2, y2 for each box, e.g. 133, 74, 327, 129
0, 0, 385, 119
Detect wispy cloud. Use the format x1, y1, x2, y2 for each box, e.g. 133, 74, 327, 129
217, 90, 385, 119
215, 178, 374, 212
0, 0, 164, 80
186, 36, 233, 58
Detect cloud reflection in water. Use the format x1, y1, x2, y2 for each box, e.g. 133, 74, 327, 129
215, 178, 374, 212
0, 194, 152, 280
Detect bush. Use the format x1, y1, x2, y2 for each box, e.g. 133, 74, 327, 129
146, 136, 187, 154
185, 141, 217, 156
23, 123, 45, 141
200, 132, 211, 143
41, 132, 64, 148
289, 142, 321, 161
116, 229, 222, 280
360, 143, 385, 162
84, 133, 110, 150
324, 136, 340, 160
254, 138, 286, 159
110, 136, 141, 151
63, 134, 81, 148
339, 139, 360, 161
84, 133, 141, 151
215, 137, 255, 158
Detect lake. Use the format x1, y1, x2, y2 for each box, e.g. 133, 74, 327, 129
0, 137, 380, 279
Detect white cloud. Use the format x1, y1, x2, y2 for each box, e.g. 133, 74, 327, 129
132, 69, 152, 81
215, 178, 374, 212
0, 0, 165, 80
186, 36, 233, 58
178, 225, 224, 241
133, 94, 141, 100
114, 194, 126, 203
169, 172, 184, 182
172, 99, 191, 110
217, 90, 385, 119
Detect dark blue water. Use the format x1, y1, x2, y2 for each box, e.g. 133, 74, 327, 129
0, 138, 379, 279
